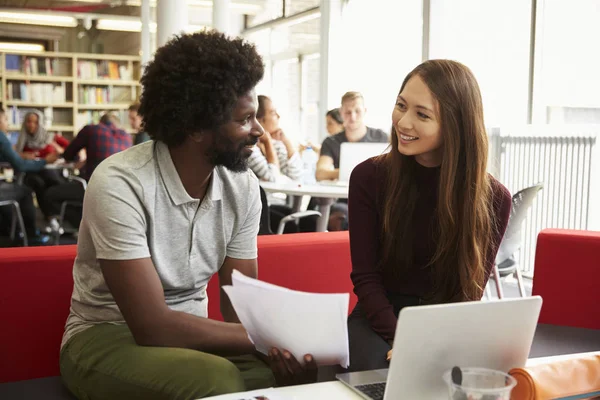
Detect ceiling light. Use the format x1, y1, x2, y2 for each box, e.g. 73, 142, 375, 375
243, 7, 320, 35
96, 18, 204, 33
121, 0, 262, 14
96, 18, 157, 33
0, 42, 45, 52
0, 11, 78, 27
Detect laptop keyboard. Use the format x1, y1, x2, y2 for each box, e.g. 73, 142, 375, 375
356, 382, 386, 400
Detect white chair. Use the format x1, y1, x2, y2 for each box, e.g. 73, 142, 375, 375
486, 183, 544, 299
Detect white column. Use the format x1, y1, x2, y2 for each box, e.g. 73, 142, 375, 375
213, 0, 231, 34
141, 0, 151, 64
318, 0, 344, 142
157, 0, 189, 48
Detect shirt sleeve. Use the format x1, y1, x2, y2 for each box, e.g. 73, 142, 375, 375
226, 174, 261, 260
247, 146, 279, 182
348, 159, 398, 342
63, 126, 89, 161
0, 132, 46, 172
83, 162, 150, 261
274, 140, 303, 181
55, 135, 70, 148
319, 137, 336, 160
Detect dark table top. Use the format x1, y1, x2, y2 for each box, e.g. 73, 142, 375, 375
529, 323, 600, 358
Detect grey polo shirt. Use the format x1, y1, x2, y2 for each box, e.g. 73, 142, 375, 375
62, 140, 261, 348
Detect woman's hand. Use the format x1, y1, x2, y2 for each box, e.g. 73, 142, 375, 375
267, 348, 317, 387
387, 348, 393, 361
45, 152, 59, 164
50, 140, 65, 154
22, 152, 36, 160
259, 130, 272, 144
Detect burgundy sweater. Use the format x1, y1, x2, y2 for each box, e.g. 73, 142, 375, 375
348, 157, 512, 342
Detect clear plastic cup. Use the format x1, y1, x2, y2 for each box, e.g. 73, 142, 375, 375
443, 367, 517, 400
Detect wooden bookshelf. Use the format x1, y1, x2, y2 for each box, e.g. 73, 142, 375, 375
5, 74, 74, 82
1, 51, 141, 138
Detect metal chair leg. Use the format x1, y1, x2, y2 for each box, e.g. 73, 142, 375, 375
484, 283, 492, 300
55, 201, 69, 245
6, 201, 28, 247
492, 264, 504, 299
515, 268, 527, 297
9, 207, 17, 240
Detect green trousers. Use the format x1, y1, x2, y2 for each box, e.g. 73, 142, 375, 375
60, 324, 276, 400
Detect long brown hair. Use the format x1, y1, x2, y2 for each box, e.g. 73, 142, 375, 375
380, 59, 494, 302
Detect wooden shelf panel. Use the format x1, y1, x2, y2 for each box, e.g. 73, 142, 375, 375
77, 79, 139, 86
77, 103, 131, 110
9, 125, 74, 131
4, 74, 73, 82
4, 101, 74, 108
1, 51, 138, 61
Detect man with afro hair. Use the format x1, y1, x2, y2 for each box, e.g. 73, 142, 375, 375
59, 31, 316, 399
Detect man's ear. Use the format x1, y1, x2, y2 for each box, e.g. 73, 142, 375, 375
189, 131, 205, 143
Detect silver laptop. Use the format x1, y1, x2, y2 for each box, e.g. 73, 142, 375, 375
337, 296, 543, 400
338, 142, 389, 183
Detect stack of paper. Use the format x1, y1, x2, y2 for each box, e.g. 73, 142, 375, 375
223, 270, 350, 368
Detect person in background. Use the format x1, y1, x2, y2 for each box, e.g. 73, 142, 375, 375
0, 108, 57, 245
41, 113, 132, 229
16, 110, 70, 159
59, 31, 314, 400
325, 108, 344, 136
128, 102, 151, 145
316, 91, 388, 181
248, 95, 303, 183
16, 110, 69, 228
250, 95, 305, 233
346, 60, 511, 372
299, 109, 343, 155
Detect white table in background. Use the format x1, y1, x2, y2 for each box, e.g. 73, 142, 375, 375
259, 181, 349, 232
44, 162, 76, 170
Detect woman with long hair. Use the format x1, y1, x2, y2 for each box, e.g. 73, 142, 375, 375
346, 60, 512, 371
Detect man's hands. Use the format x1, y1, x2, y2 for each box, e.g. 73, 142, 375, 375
45, 152, 59, 164
266, 348, 317, 387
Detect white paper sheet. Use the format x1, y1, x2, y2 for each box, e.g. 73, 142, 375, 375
222, 270, 350, 368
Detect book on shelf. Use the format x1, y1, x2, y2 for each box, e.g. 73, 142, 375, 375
6, 106, 56, 128
77, 60, 133, 80
78, 86, 132, 105
4, 55, 63, 76
7, 82, 66, 103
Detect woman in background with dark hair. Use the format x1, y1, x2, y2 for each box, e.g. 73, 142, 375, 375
325, 108, 344, 136
16, 110, 69, 232
346, 59, 512, 372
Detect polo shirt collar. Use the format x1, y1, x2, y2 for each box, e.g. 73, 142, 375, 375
156, 141, 222, 206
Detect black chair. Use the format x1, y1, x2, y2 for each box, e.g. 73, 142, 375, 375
0, 199, 28, 246
53, 176, 87, 245
487, 182, 544, 299
259, 186, 320, 235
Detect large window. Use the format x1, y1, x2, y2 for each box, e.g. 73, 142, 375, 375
333, 0, 423, 132
244, 1, 320, 143
532, 0, 600, 124
429, 0, 532, 127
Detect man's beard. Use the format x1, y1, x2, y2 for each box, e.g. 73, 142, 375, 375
206, 132, 257, 173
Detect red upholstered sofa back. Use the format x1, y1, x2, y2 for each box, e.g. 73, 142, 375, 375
533, 229, 600, 330
0, 232, 356, 383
